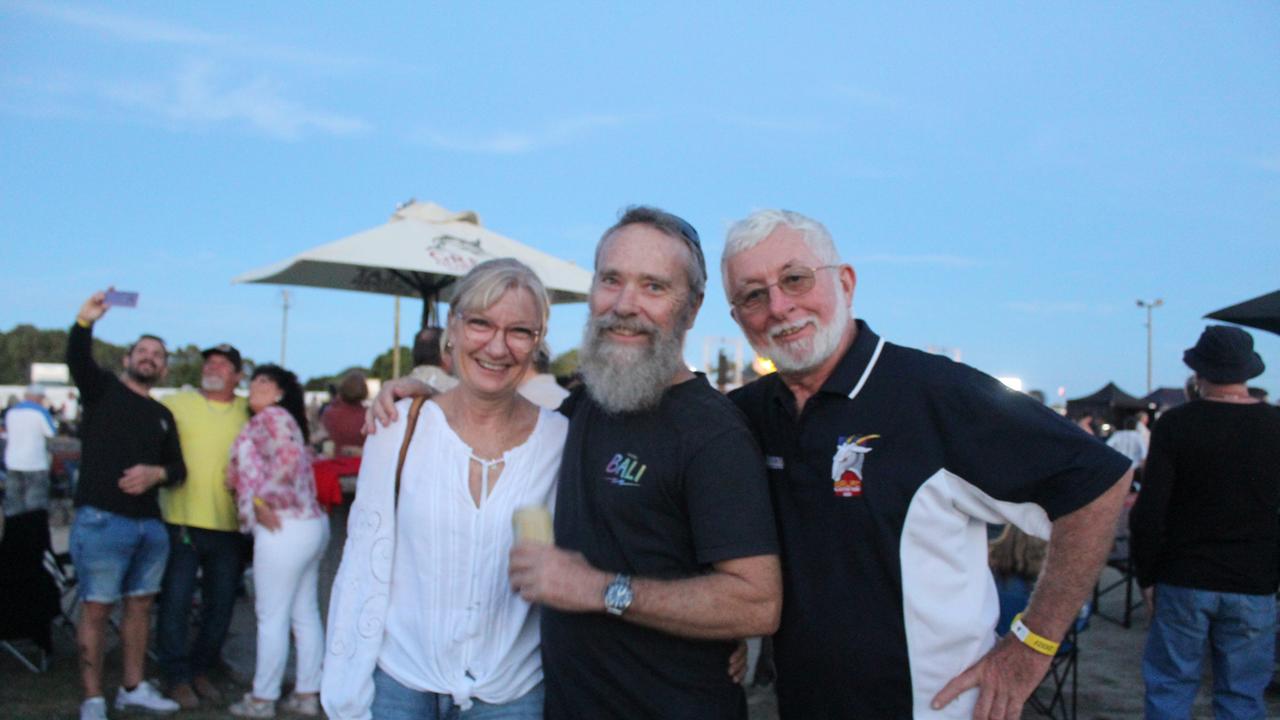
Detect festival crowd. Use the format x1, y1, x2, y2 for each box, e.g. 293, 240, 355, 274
1, 206, 1276, 720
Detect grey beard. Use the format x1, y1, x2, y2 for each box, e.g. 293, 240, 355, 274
579, 313, 688, 415
201, 375, 227, 393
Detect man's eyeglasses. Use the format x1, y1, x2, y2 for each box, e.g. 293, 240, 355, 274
460, 315, 541, 354
731, 265, 841, 314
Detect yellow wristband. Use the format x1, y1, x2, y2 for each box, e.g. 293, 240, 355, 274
1011, 612, 1059, 656
76, 317, 92, 328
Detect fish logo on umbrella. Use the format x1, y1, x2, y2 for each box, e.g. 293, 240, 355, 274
831, 434, 880, 497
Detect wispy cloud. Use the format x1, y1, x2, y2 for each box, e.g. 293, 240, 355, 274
412, 115, 624, 154
1007, 301, 1119, 315
852, 253, 982, 268
831, 85, 900, 111
6, 0, 384, 72
101, 62, 369, 140
716, 114, 834, 133
1253, 153, 1280, 173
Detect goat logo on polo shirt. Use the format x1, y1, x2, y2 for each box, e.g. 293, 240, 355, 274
605, 452, 647, 488
831, 434, 879, 497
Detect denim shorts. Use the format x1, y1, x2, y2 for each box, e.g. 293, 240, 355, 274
70, 505, 169, 603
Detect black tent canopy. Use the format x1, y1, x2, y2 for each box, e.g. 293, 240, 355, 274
1205, 289, 1280, 336
1066, 382, 1151, 431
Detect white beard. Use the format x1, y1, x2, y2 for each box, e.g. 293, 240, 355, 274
752, 292, 851, 376
201, 375, 227, 393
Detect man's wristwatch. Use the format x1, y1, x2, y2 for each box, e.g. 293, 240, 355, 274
603, 573, 633, 616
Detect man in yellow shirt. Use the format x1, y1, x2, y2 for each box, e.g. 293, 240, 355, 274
157, 344, 249, 709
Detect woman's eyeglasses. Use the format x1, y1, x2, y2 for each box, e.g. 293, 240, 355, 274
461, 315, 541, 353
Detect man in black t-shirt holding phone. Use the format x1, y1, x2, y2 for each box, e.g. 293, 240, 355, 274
68, 290, 186, 720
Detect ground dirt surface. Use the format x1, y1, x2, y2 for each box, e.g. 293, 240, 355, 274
4, 501, 1276, 719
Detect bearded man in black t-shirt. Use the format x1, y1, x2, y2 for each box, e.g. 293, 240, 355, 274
506, 207, 781, 719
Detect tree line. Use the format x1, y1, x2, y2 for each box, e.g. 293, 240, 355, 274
0, 324, 237, 388
2, 325, 582, 390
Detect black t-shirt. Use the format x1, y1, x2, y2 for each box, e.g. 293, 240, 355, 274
1130, 399, 1280, 594
542, 375, 778, 720
730, 321, 1129, 719
67, 323, 185, 519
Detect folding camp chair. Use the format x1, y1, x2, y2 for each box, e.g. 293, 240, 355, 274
45, 550, 81, 637
1092, 505, 1143, 627
995, 569, 1091, 720
41, 550, 161, 660
0, 511, 60, 672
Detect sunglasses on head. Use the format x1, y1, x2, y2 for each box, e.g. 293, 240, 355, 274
670, 214, 707, 278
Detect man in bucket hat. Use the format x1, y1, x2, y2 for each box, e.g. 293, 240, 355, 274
1131, 325, 1280, 719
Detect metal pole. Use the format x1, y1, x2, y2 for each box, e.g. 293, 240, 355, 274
393, 296, 401, 378
280, 290, 291, 366
1136, 298, 1163, 394
1152, 302, 1162, 392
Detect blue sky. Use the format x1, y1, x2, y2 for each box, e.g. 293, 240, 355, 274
3, 2, 1277, 400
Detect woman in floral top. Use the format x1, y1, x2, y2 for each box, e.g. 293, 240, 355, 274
226, 364, 327, 718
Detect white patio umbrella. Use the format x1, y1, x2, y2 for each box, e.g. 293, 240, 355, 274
234, 200, 593, 375
234, 200, 593, 327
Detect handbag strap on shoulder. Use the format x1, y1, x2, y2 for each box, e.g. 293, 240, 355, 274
394, 396, 428, 507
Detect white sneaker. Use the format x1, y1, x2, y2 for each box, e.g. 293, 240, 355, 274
229, 692, 277, 718
115, 680, 180, 713
80, 697, 109, 720
279, 692, 319, 716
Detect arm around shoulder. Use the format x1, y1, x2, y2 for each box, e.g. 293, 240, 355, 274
161, 408, 187, 487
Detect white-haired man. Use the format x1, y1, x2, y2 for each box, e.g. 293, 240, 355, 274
3, 384, 57, 517
721, 209, 1132, 720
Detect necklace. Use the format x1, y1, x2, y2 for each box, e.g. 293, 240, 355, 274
1201, 392, 1258, 404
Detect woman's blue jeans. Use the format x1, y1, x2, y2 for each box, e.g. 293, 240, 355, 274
371, 667, 543, 719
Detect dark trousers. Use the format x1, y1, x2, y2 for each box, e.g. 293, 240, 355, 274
156, 524, 243, 685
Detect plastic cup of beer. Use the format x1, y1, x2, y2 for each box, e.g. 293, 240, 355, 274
512, 505, 553, 544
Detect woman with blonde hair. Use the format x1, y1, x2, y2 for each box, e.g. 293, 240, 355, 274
323, 258, 568, 719
988, 524, 1048, 636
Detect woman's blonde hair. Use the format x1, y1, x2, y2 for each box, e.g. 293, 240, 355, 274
988, 525, 1047, 580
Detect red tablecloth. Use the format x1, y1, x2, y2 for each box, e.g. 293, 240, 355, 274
312, 456, 361, 510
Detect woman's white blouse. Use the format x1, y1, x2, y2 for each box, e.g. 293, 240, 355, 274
322, 399, 567, 719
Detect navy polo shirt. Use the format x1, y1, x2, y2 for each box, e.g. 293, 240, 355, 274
730, 320, 1129, 719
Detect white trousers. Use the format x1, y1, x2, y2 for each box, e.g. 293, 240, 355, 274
251, 514, 329, 699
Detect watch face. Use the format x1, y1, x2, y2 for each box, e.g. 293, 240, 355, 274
605, 575, 633, 614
